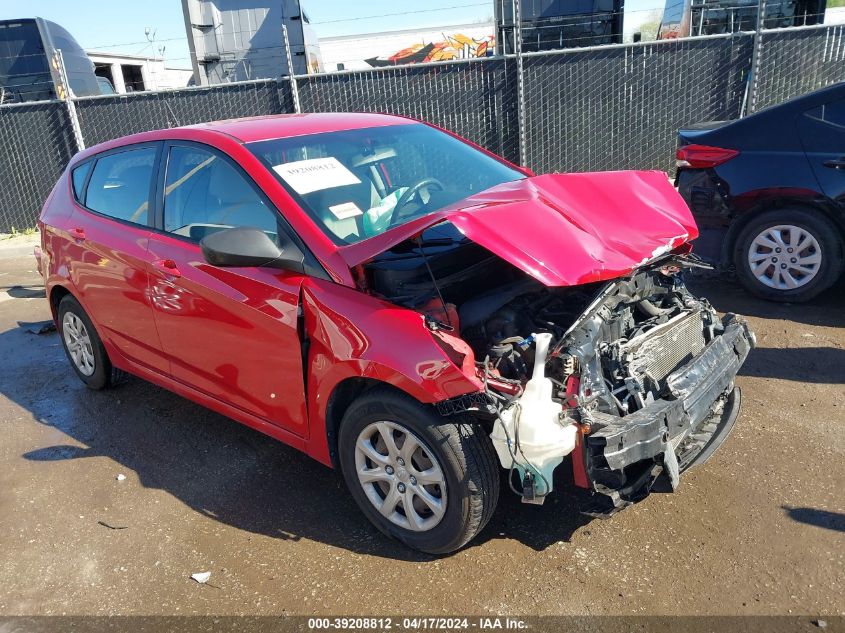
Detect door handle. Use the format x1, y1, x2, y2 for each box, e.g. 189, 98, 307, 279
70, 227, 85, 241
822, 158, 845, 169
152, 258, 181, 278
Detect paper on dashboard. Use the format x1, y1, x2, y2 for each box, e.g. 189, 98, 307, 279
272, 157, 361, 195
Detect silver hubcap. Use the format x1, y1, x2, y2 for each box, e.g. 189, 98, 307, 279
354, 421, 447, 532
62, 312, 96, 376
748, 224, 822, 290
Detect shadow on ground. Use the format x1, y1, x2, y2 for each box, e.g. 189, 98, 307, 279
3, 284, 45, 299
688, 276, 845, 384
783, 506, 845, 533
7, 321, 592, 560
2, 270, 841, 560
688, 275, 845, 329
739, 347, 845, 383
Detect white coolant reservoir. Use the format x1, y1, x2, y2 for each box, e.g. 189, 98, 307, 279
490, 332, 578, 504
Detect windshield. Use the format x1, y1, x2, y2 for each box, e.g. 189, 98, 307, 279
248, 123, 525, 245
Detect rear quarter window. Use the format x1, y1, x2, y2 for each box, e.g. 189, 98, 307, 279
84, 146, 157, 225
804, 98, 845, 129
70, 162, 92, 202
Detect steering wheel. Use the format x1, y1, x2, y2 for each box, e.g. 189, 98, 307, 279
388, 178, 445, 227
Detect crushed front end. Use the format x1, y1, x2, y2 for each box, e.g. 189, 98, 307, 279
360, 218, 755, 515
431, 253, 754, 513
556, 258, 755, 515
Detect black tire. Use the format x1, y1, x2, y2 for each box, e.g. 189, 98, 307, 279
338, 387, 499, 555
733, 208, 844, 302
57, 295, 124, 390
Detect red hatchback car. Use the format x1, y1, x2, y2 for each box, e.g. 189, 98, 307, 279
37, 113, 754, 553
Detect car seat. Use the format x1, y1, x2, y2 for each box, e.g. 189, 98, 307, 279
303, 170, 381, 242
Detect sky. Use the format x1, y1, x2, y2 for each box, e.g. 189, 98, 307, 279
0, 0, 663, 69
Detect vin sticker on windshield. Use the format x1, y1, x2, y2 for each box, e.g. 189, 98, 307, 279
329, 202, 364, 220
272, 157, 361, 195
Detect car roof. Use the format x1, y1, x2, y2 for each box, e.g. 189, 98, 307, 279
679, 80, 845, 151
185, 112, 413, 143
71, 112, 417, 164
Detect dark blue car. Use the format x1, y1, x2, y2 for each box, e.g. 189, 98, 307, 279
676, 82, 845, 302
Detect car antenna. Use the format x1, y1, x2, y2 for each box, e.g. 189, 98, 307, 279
414, 235, 452, 329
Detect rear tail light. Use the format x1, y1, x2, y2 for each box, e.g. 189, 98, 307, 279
676, 144, 739, 169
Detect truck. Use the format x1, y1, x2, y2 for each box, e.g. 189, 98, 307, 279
0, 17, 100, 103
494, 0, 625, 53
657, 0, 827, 39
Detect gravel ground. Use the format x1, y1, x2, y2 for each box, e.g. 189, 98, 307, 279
0, 239, 842, 617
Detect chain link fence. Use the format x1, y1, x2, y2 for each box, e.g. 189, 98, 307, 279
1, 23, 843, 233
522, 33, 754, 175
752, 24, 845, 112
75, 79, 294, 147
0, 101, 77, 233
298, 57, 521, 165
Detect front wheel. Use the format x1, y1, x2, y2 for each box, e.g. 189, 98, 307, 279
733, 208, 844, 302
338, 388, 499, 554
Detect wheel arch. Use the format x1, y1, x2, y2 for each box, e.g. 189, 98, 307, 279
48, 283, 75, 322
721, 198, 845, 269
321, 377, 403, 469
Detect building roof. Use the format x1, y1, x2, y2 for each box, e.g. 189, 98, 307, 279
85, 50, 165, 62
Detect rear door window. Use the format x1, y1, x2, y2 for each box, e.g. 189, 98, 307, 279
818, 99, 845, 128
85, 146, 157, 225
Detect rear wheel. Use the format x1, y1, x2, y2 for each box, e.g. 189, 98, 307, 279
58, 295, 124, 390
338, 388, 499, 554
733, 208, 844, 302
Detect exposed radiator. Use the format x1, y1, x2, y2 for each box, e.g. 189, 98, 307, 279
622, 310, 706, 383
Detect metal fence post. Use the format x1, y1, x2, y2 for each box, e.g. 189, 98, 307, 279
514, 0, 527, 167
743, 0, 767, 116
282, 24, 301, 113
55, 49, 86, 150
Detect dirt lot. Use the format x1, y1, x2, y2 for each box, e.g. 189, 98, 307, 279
0, 235, 842, 617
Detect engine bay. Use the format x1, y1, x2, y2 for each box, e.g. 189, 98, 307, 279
359, 222, 747, 511
362, 223, 719, 416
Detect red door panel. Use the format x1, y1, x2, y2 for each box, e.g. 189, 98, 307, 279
147, 234, 308, 437
66, 207, 169, 374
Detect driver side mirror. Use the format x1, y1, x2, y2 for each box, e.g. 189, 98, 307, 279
200, 226, 305, 273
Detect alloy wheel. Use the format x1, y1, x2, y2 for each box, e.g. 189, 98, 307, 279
62, 311, 96, 376
354, 421, 447, 532
747, 224, 822, 290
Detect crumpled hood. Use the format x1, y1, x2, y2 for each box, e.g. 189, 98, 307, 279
338, 170, 699, 287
